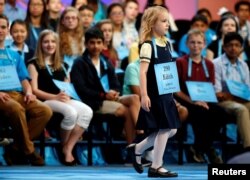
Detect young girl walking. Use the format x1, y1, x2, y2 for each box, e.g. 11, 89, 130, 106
128, 6, 180, 178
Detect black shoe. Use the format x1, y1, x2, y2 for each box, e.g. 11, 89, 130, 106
207, 148, 223, 164
62, 159, 77, 166
188, 146, 206, 163
26, 152, 45, 166
141, 157, 152, 167
127, 144, 143, 174
148, 167, 178, 178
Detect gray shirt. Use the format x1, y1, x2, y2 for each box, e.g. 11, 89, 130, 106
213, 53, 250, 93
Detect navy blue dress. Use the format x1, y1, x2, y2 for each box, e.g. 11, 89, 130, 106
136, 41, 181, 132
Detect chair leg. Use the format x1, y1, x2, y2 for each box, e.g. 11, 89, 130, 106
87, 124, 93, 166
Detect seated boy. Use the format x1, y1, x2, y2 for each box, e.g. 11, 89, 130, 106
0, 14, 52, 166
70, 27, 140, 144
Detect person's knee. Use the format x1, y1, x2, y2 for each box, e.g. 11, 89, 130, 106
5, 102, 25, 116
115, 105, 128, 117
61, 110, 78, 130
77, 106, 93, 129
129, 94, 140, 106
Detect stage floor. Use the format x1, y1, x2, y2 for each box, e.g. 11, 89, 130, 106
0, 164, 207, 179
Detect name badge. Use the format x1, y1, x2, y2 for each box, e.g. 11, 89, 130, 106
116, 45, 129, 60
52, 79, 81, 101
0, 65, 22, 90
226, 80, 250, 101
186, 81, 218, 103
100, 74, 110, 92
154, 62, 180, 95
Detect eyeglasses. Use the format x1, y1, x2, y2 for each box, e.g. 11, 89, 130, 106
64, 16, 78, 21
30, 3, 43, 7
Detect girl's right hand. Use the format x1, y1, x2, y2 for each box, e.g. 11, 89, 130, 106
141, 95, 151, 112
56, 91, 70, 102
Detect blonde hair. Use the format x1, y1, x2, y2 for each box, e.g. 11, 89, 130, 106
186, 29, 206, 43
35, 29, 62, 70
58, 7, 84, 56
139, 6, 168, 44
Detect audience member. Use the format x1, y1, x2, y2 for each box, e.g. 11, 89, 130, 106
25, 0, 49, 50
234, 0, 250, 47
213, 32, 250, 152
206, 15, 239, 61
87, 0, 107, 23
0, 0, 4, 15
4, 0, 26, 22
107, 3, 127, 62
71, 0, 87, 9
27, 29, 93, 166
0, 14, 52, 166
7, 19, 34, 64
78, 5, 95, 31
58, 7, 84, 73
95, 19, 119, 68
46, 0, 62, 32
178, 14, 211, 57
175, 29, 227, 164
196, 8, 216, 42
123, 0, 139, 48
234, 0, 250, 63
70, 27, 140, 144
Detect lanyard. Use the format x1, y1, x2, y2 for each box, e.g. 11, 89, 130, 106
31, 25, 39, 42
3, 48, 15, 65
152, 36, 171, 60
188, 57, 209, 79
218, 39, 222, 57
45, 63, 68, 79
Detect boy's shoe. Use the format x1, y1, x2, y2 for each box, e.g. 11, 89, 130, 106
188, 146, 206, 163
26, 152, 45, 166
207, 148, 223, 164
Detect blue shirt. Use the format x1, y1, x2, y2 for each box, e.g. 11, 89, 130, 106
213, 53, 250, 93
0, 48, 30, 92
4, 3, 26, 22
123, 60, 140, 95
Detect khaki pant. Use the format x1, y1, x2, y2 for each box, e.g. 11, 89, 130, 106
219, 100, 250, 148
0, 92, 52, 155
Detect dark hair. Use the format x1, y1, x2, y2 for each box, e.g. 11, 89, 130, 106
10, 19, 28, 32
107, 3, 124, 18
190, 14, 208, 25
0, 14, 9, 26
223, 32, 243, 46
197, 8, 212, 18
216, 15, 239, 38
145, 0, 168, 10
25, 0, 49, 29
85, 27, 104, 43
78, 5, 94, 13
234, 0, 250, 12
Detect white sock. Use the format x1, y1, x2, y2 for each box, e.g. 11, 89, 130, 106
151, 129, 175, 172
135, 132, 157, 164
